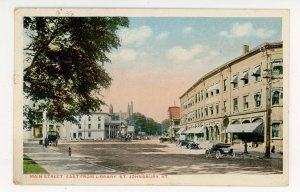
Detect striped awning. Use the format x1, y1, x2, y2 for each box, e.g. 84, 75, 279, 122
231, 75, 238, 84
252, 66, 261, 76
176, 128, 186, 135
185, 126, 205, 134
226, 122, 263, 133
240, 71, 249, 80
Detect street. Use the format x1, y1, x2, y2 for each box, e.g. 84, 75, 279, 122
47, 138, 283, 175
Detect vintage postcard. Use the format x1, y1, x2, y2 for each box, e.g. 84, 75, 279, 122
14, 8, 289, 186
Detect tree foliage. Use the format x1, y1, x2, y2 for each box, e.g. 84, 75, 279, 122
131, 112, 161, 135
23, 17, 129, 123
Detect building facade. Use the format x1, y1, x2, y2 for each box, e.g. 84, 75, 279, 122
167, 106, 181, 138
62, 112, 128, 140
179, 42, 283, 152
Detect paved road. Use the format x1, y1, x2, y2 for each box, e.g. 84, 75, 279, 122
23, 141, 121, 174
49, 139, 283, 175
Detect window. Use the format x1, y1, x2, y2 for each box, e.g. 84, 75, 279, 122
243, 95, 249, 109
272, 60, 283, 76
88, 132, 92, 138
88, 116, 91, 121
210, 105, 214, 115
216, 89, 219, 94
223, 101, 227, 113
78, 124, 81, 129
98, 116, 101, 121
233, 98, 238, 111
206, 90, 209, 98
201, 90, 203, 100
252, 65, 261, 82
272, 123, 280, 138
241, 71, 249, 85
223, 79, 227, 92
98, 124, 101, 129
88, 124, 91, 129
78, 116, 81, 121
254, 93, 261, 107
195, 94, 198, 103
205, 107, 208, 116
231, 75, 238, 88
211, 91, 214, 97
201, 108, 204, 118
216, 104, 219, 114
78, 132, 82, 138
272, 91, 280, 105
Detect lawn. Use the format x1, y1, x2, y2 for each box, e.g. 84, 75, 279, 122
23, 155, 48, 174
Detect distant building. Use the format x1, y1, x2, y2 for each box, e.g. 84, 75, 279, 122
167, 106, 181, 138
62, 112, 128, 140
179, 42, 283, 152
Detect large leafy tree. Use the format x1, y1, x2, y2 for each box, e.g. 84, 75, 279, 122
131, 112, 161, 135
23, 17, 129, 124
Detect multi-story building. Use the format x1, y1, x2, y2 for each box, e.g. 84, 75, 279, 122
62, 112, 128, 140
179, 42, 283, 152
167, 106, 181, 138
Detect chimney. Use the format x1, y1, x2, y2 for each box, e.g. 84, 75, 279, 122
243, 45, 249, 54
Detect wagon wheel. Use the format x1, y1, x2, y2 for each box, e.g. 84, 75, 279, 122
215, 150, 221, 159
205, 150, 210, 158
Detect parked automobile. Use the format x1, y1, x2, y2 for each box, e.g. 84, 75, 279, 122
187, 141, 199, 149
205, 143, 235, 159
177, 140, 189, 148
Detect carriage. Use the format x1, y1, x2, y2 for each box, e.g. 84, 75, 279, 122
45, 131, 59, 146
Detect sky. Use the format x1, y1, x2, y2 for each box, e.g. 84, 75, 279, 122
102, 17, 282, 122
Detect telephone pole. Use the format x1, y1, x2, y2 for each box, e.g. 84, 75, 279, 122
263, 68, 272, 158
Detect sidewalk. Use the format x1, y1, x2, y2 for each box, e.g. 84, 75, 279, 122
233, 146, 283, 159
23, 141, 122, 174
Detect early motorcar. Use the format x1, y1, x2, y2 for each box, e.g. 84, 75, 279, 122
187, 141, 199, 149
205, 143, 235, 159
177, 140, 189, 148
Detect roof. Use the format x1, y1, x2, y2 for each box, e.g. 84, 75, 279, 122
180, 41, 283, 99
168, 106, 180, 119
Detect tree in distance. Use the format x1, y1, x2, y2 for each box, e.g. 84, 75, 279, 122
23, 17, 129, 127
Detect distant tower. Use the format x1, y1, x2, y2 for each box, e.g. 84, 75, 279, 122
127, 103, 130, 118
130, 101, 133, 116
109, 104, 113, 114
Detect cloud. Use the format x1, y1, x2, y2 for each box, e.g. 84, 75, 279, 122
110, 48, 138, 62
166, 44, 205, 62
156, 32, 169, 40
183, 27, 193, 33
118, 26, 153, 46
219, 22, 275, 39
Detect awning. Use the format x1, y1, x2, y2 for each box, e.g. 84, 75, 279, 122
225, 122, 263, 133
176, 128, 186, 135
240, 71, 248, 80
207, 86, 213, 92
185, 126, 205, 134
252, 66, 261, 76
212, 83, 220, 91
231, 75, 238, 84
272, 60, 282, 67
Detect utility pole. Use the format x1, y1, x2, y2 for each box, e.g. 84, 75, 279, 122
263, 68, 272, 158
